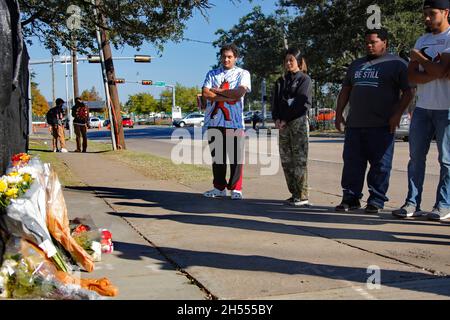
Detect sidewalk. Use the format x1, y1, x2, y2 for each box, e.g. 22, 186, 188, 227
56, 139, 450, 300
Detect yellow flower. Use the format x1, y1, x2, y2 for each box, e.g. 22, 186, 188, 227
22, 174, 32, 183
0, 180, 7, 193
7, 172, 19, 177
5, 188, 19, 198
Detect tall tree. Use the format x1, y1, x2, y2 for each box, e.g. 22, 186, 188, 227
125, 93, 158, 114
31, 82, 49, 117
160, 83, 201, 113
80, 86, 102, 101
19, 0, 213, 55
281, 0, 424, 84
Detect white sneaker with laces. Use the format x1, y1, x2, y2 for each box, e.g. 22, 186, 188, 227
203, 188, 227, 198
60, 148, 68, 153
231, 190, 243, 200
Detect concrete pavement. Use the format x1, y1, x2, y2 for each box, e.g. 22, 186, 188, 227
40, 130, 450, 300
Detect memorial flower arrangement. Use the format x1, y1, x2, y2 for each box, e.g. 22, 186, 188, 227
0, 153, 118, 299
0, 172, 34, 209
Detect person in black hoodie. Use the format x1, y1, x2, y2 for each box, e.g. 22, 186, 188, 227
272, 48, 312, 207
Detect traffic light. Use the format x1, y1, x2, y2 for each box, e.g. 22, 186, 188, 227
134, 55, 152, 63
115, 78, 126, 84
141, 80, 153, 85
87, 55, 101, 63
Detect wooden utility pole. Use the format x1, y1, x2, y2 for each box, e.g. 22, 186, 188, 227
95, 0, 125, 149
71, 42, 79, 98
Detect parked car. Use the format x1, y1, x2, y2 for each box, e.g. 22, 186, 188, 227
244, 111, 256, 123
173, 113, 204, 127
122, 117, 134, 128
395, 113, 411, 142
88, 117, 103, 129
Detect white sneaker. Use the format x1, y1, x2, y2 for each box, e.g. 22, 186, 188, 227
231, 190, 243, 200
203, 188, 227, 198
60, 148, 68, 153
53, 149, 58, 152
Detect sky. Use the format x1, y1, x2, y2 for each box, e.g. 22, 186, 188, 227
28, 0, 279, 104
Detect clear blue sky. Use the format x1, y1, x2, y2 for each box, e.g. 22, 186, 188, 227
28, 0, 278, 104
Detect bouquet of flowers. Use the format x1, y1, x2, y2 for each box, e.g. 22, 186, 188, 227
70, 218, 102, 262
0, 237, 101, 300
0, 171, 34, 209
9, 153, 31, 168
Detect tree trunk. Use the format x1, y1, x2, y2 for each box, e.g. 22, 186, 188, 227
97, 0, 125, 150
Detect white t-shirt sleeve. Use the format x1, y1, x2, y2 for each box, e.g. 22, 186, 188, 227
202, 71, 213, 89
239, 70, 251, 93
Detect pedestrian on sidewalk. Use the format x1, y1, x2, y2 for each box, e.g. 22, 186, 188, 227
46, 98, 68, 153
202, 43, 251, 200
392, 0, 450, 221
271, 48, 312, 207
335, 28, 414, 213
71, 97, 89, 153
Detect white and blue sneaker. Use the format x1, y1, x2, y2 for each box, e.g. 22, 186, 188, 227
203, 188, 227, 198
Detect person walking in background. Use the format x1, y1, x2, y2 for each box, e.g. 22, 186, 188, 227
202, 44, 251, 200
71, 97, 89, 153
272, 48, 312, 207
335, 28, 414, 213
392, 0, 450, 221
46, 98, 68, 153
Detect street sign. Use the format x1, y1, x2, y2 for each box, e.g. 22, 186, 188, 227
154, 81, 166, 87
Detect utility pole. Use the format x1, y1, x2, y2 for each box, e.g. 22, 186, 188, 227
71, 43, 79, 98
95, 0, 125, 149
51, 56, 56, 108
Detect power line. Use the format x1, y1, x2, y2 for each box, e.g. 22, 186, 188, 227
182, 37, 213, 45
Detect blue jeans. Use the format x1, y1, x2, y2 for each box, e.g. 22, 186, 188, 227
341, 127, 395, 208
406, 107, 450, 210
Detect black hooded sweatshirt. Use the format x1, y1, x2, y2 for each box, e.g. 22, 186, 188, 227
271, 71, 312, 123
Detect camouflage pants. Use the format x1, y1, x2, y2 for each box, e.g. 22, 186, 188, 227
279, 116, 309, 200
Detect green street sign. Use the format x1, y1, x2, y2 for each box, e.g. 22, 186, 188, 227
154, 81, 166, 87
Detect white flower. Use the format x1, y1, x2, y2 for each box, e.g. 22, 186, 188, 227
5, 175, 22, 185
18, 167, 39, 179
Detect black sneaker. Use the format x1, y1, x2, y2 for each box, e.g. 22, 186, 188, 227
365, 204, 381, 213
335, 199, 361, 212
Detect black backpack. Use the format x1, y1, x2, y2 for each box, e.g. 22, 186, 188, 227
46, 108, 59, 126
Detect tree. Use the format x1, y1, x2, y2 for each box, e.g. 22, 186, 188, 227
160, 83, 201, 113
281, 0, 424, 84
125, 93, 158, 114
80, 86, 102, 101
19, 0, 213, 55
31, 82, 49, 117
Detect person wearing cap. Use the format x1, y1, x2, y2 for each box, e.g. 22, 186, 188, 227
334, 28, 414, 213
392, 0, 450, 221
46, 98, 68, 153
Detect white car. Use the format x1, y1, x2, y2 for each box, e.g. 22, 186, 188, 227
88, 117, 104, 128
173, 113, 204, 127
